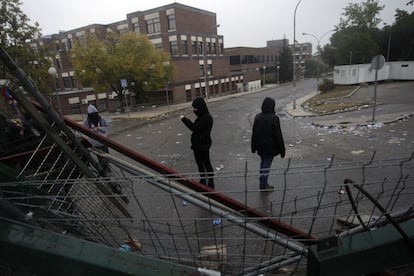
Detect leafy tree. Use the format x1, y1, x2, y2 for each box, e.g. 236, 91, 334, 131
71, 32, 175, 111
0, 0, 50, 87
337, 0, 384, 30
387, 9, 414, 60
331, 30, 379, 65
278, 41, 292, 82
321, 0, 384, 66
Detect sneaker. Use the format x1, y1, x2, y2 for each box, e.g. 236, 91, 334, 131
260, 184, 274, 190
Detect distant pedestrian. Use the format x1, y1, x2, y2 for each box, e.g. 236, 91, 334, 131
251, 97, 285, 191
180, 97, 215, 189
83, 104, 111, 175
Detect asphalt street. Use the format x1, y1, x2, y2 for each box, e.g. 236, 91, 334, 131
105, 79, 414, 200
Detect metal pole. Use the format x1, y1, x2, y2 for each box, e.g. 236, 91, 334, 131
293, 0, 302, 92
165, 82, 170, 110
372, 67, 379, 121
204, 40, 208, 100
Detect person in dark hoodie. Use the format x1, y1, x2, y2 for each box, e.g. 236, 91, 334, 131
251, 97, 285, 191
180, 97, 215, 189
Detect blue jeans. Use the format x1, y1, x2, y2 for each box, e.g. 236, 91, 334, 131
259, 156, 274, 187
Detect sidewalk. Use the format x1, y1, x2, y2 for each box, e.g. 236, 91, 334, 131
285, 82, 414, 128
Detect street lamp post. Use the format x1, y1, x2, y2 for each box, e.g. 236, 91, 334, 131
293, 0, 302, 93
302, 30, 334, 88
204, 24, 220, 101
277, 65, 280, 84
262, 66, 266, 86
48, 66, 62, 114
165, 82, 170, 110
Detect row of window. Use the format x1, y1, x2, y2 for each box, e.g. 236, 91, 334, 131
133, 14, 175, 35
229, 55, 279, 65
169, 40, 223, 56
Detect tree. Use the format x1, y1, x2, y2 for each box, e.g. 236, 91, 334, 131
331, 30, 379, 65
0, 0, 51, 89
321, 0, 384, 66
278, 41, 292, 83
388, 9, 414, 60
71, 32, 175, 111
337, 0, 384, 30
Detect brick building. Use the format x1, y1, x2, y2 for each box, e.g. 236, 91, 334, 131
29, 3, 245, 115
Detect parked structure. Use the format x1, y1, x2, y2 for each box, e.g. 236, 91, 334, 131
334, 61, 414, 85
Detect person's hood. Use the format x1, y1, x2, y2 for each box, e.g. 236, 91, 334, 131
87, 104, 98, 114
192, 97, 209, 116
261, 97, 275, 114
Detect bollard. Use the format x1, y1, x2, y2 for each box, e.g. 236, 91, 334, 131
293, 99, 296, 110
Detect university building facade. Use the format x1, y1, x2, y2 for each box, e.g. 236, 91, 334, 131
30, 3, 244, 114
27, 3, 312, 115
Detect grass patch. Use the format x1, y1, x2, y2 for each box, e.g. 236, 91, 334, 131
302, 86, 369, 114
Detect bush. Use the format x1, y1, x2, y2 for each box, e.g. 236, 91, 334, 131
318, 79, 335, 93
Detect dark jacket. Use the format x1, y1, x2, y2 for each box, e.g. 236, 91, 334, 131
251, 97, 285, 158
181, 97, 213, 150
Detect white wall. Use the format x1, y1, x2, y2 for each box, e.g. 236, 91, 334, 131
334, 61, 414, 85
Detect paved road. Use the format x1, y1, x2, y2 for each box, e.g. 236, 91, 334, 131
108, 79, 413, 202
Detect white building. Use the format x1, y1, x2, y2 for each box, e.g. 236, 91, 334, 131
334, 61, 414, 85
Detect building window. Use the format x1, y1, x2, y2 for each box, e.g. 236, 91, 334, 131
119, 27, 129, 34
200, 64, 205, 77
181, 40, 188, 55
169, 41, 178, 55
98, 99, 108, 111
211, 42, 216, 54
78, 35, 85, 46
133, 23, 140, 35
186, 89, 192, 102
219, 43, 223, 55
71, 76, 77, 88
168, 14, 176, 30
197, 41, 203, 55
206, 42, 211, 55
70, 103, 81, 114
63, 77, 71, 89
207, 64, 212, 76
230, 55, 241, 65
154, 43, 163, 51
191, 41, 197, 55
146, 17, 161, 34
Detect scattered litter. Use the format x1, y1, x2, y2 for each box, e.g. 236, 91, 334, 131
216, 164, 224, 171
338, 189, 345, 195
119, 244, 131, 252
351, 150, 365, 155
177, 133, 183, 136
126, 134, 131, 137
388, 137, 401, 144
25, 211, 33, 220
136, 136, 142, 139
320, 139, 325, 142
327, 157, 332, 161
212, 219, 222, 225
176, 141, 181, 144
289, 144, 294, 147
182, 200, 187, 206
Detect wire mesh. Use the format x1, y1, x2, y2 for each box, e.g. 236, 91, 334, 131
1, 141, 413, 275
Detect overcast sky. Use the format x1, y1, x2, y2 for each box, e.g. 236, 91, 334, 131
21, 0, 412, 51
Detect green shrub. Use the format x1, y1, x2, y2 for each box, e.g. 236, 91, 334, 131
318, 79, 335, 93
